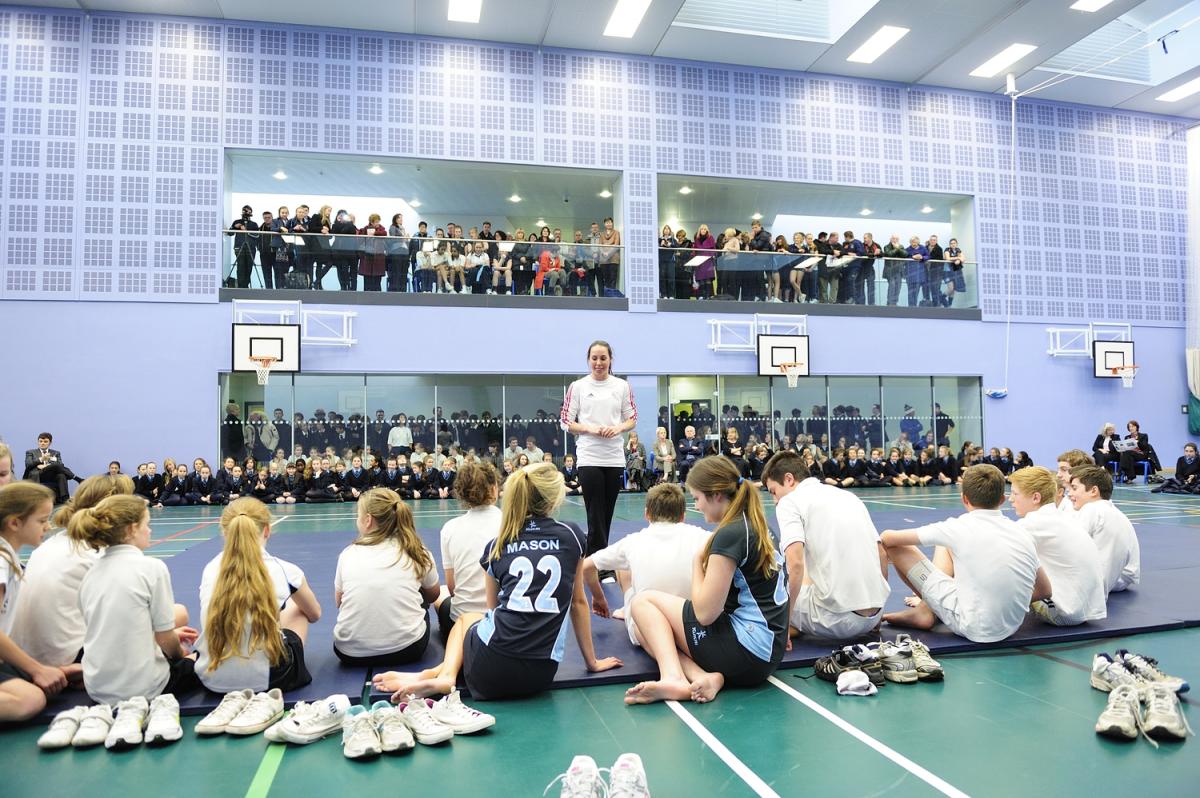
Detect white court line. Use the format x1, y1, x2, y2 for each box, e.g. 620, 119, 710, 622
767, 676, 970, 798
1131, 514, 1200, 524
857, 498, 940, 511
665, 701, 780, 798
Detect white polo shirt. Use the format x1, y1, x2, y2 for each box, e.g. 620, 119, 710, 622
590, 522, 710, 599
1075, 499, 1141, 593
0, 538, 23, 637
776, 478, 890, 614
1018, 503, 1106, 624
439, 505, 502, 620
560, 375, 637, 468
79, 545, 177, 705
334, 541, 439, 657
10, 530, 100, 665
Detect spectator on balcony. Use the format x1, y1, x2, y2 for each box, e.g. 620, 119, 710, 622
839, 230, 864, 304
659, 225, 677, 299
273, 206, 294, 279
815, 232, 835, 303
671, 228, 693, 300
444, 242, 468, 294
861, 232, 882, 306
332, 210, 359, 291
943, 238, 966, 307
409, 220, 429, 292
313, 205, 335, 289
692, 224, 717, 299
924, 234, 944, 307
506, 228, 535, 296
258, 210, 278, 289
746, 220, 771, 303
882, 234, 907, 306
386, 213, 409, 292
598, 217, 621, 295
358, 213, 388, 292
905, 236, 929, 307
467, 240, 492, 295
227, 204, 259, 288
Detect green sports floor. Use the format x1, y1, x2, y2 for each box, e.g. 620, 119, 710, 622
4, 485, 1198, 797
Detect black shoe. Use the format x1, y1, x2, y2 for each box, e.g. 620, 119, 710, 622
598, 570, 616, 583
72, 475, 84, 484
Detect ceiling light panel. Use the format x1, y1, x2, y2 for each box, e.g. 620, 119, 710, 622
1157, 75, 1200, 102
604, 0, 653, 38
970, 43, 1038, 78
1070, 0, 1115, 11
448, 0, 482, 24
846, 25, 909, 64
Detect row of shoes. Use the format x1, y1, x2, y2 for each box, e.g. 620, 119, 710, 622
814, 634, 945, 689
1091, 649, 1193, 746
195, 687, 494, 760
545, 753, 650, 798
38, 695, 183, 750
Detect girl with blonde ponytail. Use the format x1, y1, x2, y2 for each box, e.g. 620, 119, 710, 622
194, 498, 320, 694
10, 475, 134, 674
624, 455, 788, 706
374, 462, 622, 702
0, 481, 62, 721
333, 488, 440, 665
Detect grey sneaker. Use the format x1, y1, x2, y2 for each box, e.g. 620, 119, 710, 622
1094, 684, 1143, 742
544, 755, 606, 798
607, 752, 650, 798
1091, 652, 1142, 692
1141, 683, 1194, 744
1116, 649, 1190, 694
894, 634, 943, 681
868, 640, 918, 684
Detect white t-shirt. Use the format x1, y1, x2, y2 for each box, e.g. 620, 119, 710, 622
387, 426, 413, 449
776, 479, 890, 613
590, 522, 710, 599
334, 541, 439, 657
194, 550, 304, 693
1075, 499, 1141, 593
0, 538, 23, 637
916, 510, 1039, 643
10, 530, 100, 665
1056, 495, 1076, 515
439, 506, 502, 620
560, 375, 637, 468
1018, 503, 1107, 624
79, 545, 177, 705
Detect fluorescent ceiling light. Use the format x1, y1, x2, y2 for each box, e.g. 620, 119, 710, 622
859, 208, 872, 216
272, 170, 287, 180
409, 199, 422, 208
1157, 75, 1200, 102
508, 194, 522, 203
535, 219, 547, 227
368, 164, 383, 175
1070, 0, 1115, 11
678, 186, 693, 195
970, 43, 1037, 78
750, 212, 763, 221
448, 0, 482, 24
599, 189, 613, 198
921, 205, 934, 214
604, 0, 652, 38
846, 25, 910, 64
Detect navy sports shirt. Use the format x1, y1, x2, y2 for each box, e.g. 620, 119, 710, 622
709, 516, 789, 664
475, 516, 585, 662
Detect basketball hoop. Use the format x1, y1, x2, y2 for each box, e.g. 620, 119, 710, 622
1111, 364, 1138, 388
778, 362, 805, 389
249, 356, 277, 386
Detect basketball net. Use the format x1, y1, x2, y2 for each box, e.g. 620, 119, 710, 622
1112, 365, 1138, 389
250, 356, 277, 386
779, 362, 804, 389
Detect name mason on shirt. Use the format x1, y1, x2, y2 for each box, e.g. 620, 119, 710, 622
506, 539, 561, 554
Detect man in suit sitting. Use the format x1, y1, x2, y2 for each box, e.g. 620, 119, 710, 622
23, 432, 81, 502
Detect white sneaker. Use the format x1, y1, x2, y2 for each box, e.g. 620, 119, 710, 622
227, 689, 284, 736
1142, 682, 1195, 744
398, 695, 453, 745
274, 693, 350, 744
1091, 652, 1142, 692
370, 701, 415, 752
341, 705, 382, 760
430, 689, 495, 735
1094, 683, 1142, 742
607, 753, 651, 798
105, 696, 149, 750
70, 704, 113, 748
38, 706, 86, 750
545, 754, 605, 797
196, 689, 255, 735
1116, 649, 1190, 694
145, 694, 183, 745
486, 288, 495, 295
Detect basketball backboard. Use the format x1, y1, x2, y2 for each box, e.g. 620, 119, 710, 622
231, 323, 301, 373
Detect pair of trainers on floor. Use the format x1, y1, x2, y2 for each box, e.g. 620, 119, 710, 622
544, 753, 650, 797
814, 634, 944, 690
1092, 649, 1193, 746
39, 695, 182, 750
341, 691, 495, 760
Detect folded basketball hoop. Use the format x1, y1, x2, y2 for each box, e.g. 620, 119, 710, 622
1111, 364, 1138, 388
249, 355, 277, 386
779, 362, 804, 389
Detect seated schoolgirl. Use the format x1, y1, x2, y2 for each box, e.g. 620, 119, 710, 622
624, 456, 788, 705
333, 489, 439, 665
216, 465, 247, 505
0, 483, 69, 721
187, 465, 220, 505
135, 462, 163, 505
375, 457, 404, 491
305, 459, 340, 503
435, 462, 502, 636
251, 466, 275, 504
419, 456, 440, 500
342, 455, 372, 501
561, 454, 582, 495
277, 462, 305, 504
195, 498, 320, 696
372, 462, 621, 701
436, 459, 456, 500
69, 495, 199, 705
161, 465, 192, 507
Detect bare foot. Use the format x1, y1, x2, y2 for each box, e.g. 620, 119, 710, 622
903, 595, 921, 608
391, 677, 455, 702
612, 607, 626, 621
689, 672, 725, 703
883, 600, 937, 631
624, 679, 693, 705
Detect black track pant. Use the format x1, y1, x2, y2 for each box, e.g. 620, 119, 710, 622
579, 466, 624, 554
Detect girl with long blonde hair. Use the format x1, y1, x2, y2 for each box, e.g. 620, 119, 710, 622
194, 498, 320, 699
374, 462, 621, 702
624, 455, 787, 706
333, 488, 440, 665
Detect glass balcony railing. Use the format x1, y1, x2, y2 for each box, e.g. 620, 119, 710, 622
223, 229, 624, 297
656, 247, 978, 309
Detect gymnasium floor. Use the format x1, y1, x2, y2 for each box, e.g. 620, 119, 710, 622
3, 484, 1197, 797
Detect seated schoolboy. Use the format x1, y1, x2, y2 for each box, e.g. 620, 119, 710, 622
1055, 449, 1093, 515
419, 456, 440, 500
215, 465, 247, 505
437, 459, 456, 500
375, 457, 404, 491
135, 462, 163, 505
881, 465, 1047, 643
581, 484, 710, 646
1067, 466, 1140, 594
861, 448, 892, 487
763, 452, 890, 641
1009, 467, 1106, 627
561, 454, 582, 495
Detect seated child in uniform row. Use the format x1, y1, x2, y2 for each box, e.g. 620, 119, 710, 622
882, 465, 1049, 644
